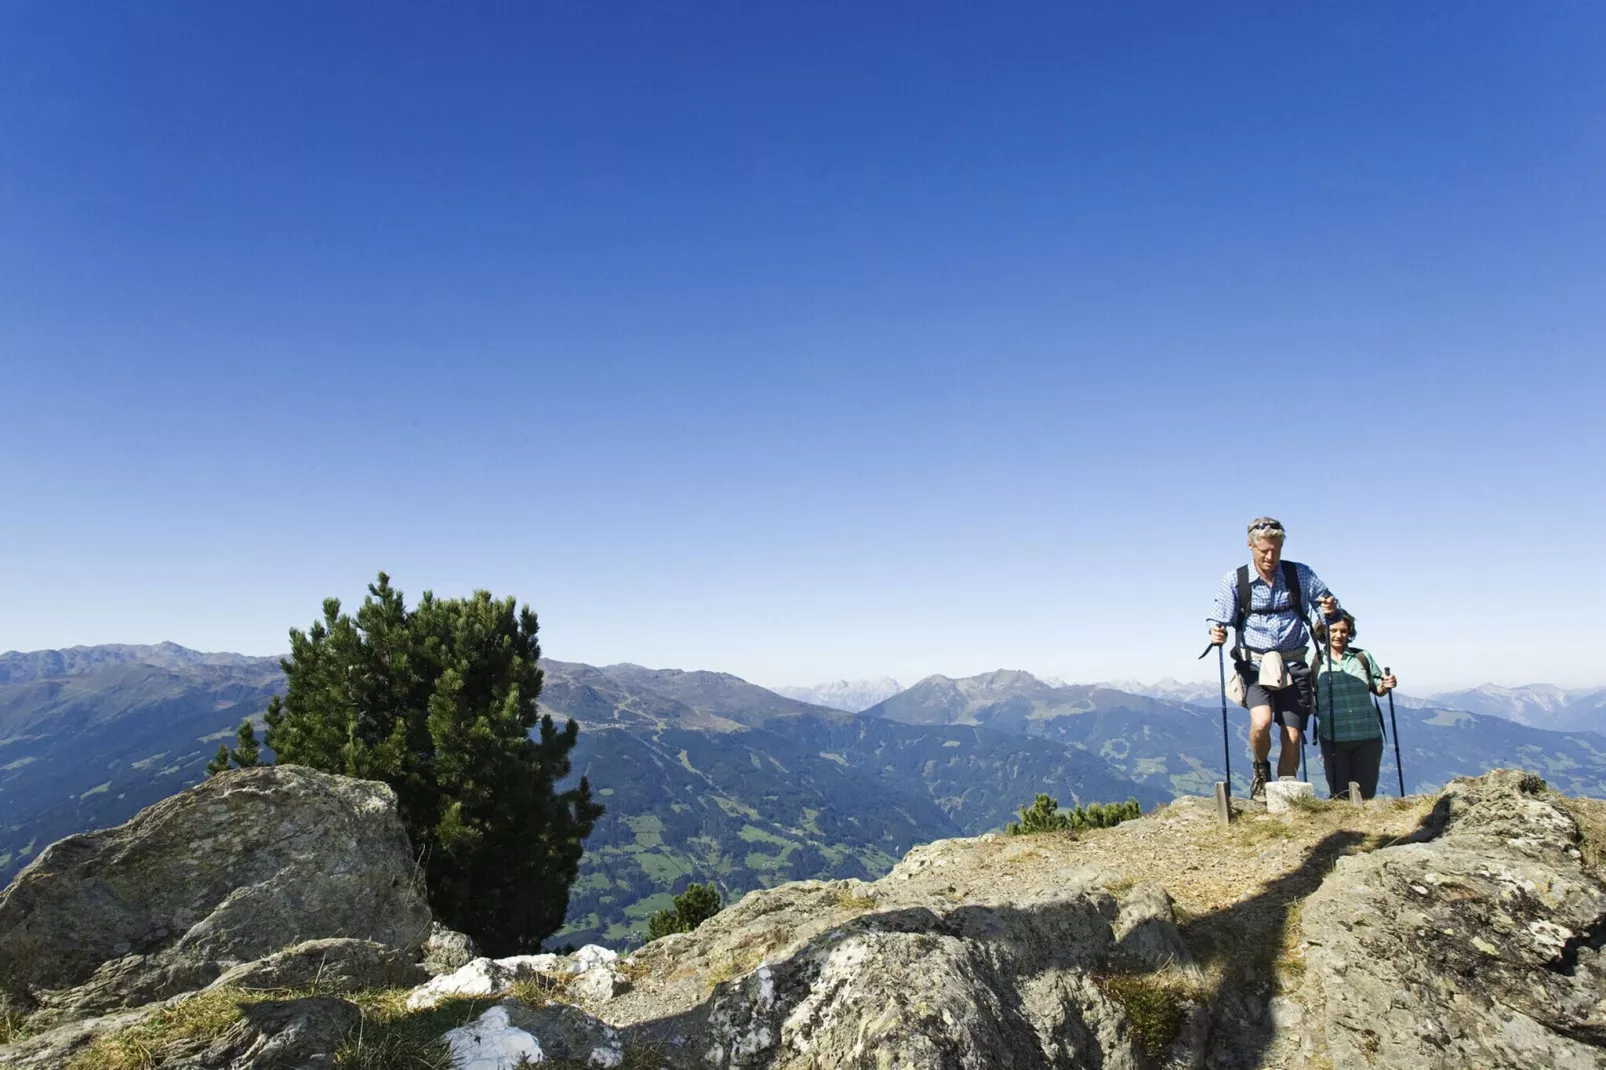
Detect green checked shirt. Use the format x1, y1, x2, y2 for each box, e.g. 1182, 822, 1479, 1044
1314, 648, 1386, 743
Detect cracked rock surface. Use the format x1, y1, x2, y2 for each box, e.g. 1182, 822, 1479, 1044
1291, 769, 1606, 1069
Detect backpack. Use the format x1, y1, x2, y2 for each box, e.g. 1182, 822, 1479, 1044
1352, 648, 1376, 689
1232, 560, 1305, 645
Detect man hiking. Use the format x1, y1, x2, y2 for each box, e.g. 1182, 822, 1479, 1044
1208, 517, 1342, 800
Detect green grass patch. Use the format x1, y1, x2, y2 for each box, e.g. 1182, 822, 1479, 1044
1096, 973, 1195, 1060
67, 988, 252, 1069
79, 782, 112, 800
737, 824, 793, 848
1, 1002, 32, 1045
61, 981, 657, 1070
633, 852, 695, 884
623, 892, 675, 920
623, 814, 664, 848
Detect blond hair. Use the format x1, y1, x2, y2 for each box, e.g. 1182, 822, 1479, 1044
1247, 516, 1286, 542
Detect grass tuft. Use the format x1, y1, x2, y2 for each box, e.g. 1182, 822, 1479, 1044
832, 887, 878, 912
66, 989, 250, 1070
504, 971, 575, 1007
1, 1002, 33, 1046
1096, 972, 1196, 1060
1557, 793, 1606, 877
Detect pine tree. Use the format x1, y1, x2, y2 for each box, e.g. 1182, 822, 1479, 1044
231, 721, 261, 768
205, 721, 263, 776
263, 572, 604, 954
645, 881, 723, 941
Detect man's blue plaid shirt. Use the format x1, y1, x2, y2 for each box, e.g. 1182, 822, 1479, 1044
1207, 561, 1340, 652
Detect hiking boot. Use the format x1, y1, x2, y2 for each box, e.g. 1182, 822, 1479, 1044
1249, 761, 1272, 801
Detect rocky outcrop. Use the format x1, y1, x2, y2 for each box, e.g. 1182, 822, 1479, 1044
406, 944, 630, 1011
605, 842, 1205, 1069
5, 767, 1603, 1070
0, 765, 431, 1026
422, 922, 482, 976
583, 771, 1606, 1069
1292, 769, 1606, 1069
208, 938, 427, 994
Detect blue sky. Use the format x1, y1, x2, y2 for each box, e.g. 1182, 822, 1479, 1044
2, 3, 1602, 692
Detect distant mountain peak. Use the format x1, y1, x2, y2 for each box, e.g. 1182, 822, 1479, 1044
771, 677, 904, 714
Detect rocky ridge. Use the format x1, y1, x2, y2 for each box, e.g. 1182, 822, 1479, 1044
1, 766, 1603, 1069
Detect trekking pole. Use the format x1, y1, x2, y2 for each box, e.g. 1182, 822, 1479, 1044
1304, 614, 1323, 787
1385, 666, 1405, 796
1199, 639, 1232, 795
1218, 644, 1232, 795
1370, 691, 1388, 796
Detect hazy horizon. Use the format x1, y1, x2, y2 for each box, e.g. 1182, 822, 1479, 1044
1, 637, 1598, 697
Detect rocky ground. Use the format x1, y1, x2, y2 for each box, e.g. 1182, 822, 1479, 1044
1, 766, 1602, 1069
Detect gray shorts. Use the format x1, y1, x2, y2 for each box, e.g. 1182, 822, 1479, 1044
1238, 659, 1313, 732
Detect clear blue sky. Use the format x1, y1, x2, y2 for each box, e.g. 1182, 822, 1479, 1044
2, 3, 1602, 692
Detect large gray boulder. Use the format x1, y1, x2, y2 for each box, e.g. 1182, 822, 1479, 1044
1293, 769, 1606, 1069
208, 938, 427, 994
0, 765, 432, 1025
604, 835, 1205, 1069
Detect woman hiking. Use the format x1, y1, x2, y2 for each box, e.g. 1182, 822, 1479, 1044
1313, 612, 1398, 799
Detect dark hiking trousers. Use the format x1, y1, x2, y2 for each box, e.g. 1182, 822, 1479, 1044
1320, 736, 1384, 800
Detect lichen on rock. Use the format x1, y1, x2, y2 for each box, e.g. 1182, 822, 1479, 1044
0, 764, 432, 1026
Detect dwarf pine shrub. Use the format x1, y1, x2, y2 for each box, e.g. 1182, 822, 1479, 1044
1008, 795, 1143, 836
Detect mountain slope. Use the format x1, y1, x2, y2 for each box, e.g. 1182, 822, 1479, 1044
867, 668, 1606, 802
868, 671, 1231, 796
0, 648, 1159, 947
6, 645, 1603, 947
1424, 683, 1606, 733
544, 660, 1161, 946
0, 659, 285, 876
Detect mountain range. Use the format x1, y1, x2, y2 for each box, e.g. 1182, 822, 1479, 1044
771, 676, 903, 712
4, 644, 1605, 948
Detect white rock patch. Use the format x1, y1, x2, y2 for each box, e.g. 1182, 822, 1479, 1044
570, 944, 619, 972
443, 1005, 544, 1069
407, 945, 627, 1010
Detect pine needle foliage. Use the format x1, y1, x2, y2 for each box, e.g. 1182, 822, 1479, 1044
262, 572, 604, 955
1007, 793, 1072, 835
645, 881, 723, 942
206, 721, 262, 776
1007, 795, 1143, 836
